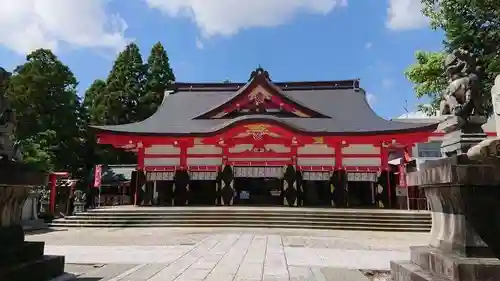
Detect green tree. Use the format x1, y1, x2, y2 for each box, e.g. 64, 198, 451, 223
141, 42, 175, 120
0, 67, 10, 100
83, 79, 107, 125
7, 49, 85, 173
405, 51, 447, 116
104, 43, 146, 124
406, 0, 500, 115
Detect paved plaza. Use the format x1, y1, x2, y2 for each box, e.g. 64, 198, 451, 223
25, 227, 429, 281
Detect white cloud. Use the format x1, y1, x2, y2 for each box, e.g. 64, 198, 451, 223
195, 37, 204, 49
365, 42, 373, 49
386, 0, 428, 30
145, 0, 347, 37
0, 0, 129, 55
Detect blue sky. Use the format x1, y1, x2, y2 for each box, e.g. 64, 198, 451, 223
0, 0, 443, 119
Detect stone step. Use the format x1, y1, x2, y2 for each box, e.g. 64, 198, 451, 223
50, 218, 430, 227
58, 215, 431, 224
79, 211, 430, 219
49, 223, 429, 232
390, 261, 450, 281
86, 207, 429, 214
54, 207, 430, 232
0, 241, 45, 266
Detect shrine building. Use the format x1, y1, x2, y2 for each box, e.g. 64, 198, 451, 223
92, 68, 438, 208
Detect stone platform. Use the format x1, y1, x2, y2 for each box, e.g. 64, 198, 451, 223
390, 154, 500, 281
392, 246, 500, 281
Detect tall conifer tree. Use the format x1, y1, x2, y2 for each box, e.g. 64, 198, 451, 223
141, 42, 175, 120
105, 43, 146, 124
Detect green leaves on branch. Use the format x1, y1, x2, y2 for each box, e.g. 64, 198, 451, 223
142, 42, 175, 120
406, 0, 500, 116
83, 41, 176, 166
6, 49, 85, 174
405, 51, 447, 116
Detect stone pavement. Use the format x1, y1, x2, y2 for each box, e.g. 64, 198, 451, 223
24, 228, 426, 281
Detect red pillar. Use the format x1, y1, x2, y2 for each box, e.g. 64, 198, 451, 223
380, 142, 391, 208
334, 142, 343, 170
135, 144, 145, 206
179, 144, 188, 170
290, 141, 298, 167
49, 173, 57, 214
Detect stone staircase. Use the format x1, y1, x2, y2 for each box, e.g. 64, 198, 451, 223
50, 206, 431, 232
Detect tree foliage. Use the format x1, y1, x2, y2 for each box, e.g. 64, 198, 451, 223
141, 42, 175, 120
83, 79, 107, 125
7, 49, 85, 173
405, 51, 447, 116
103, 43, 146, 125
2, 42, 178, 175
406, 0, 500, 115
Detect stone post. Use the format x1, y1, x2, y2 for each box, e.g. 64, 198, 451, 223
491, 75, 500, 136
21, 189, 40, 221
73, 190, 86, 214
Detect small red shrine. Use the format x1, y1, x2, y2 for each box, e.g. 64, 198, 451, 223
93, 68, 438, 208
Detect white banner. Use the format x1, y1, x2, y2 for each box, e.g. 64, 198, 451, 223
347, 172, 378, 182
190, 171, 218, 180
233, 167, 283, 178
301, 172, 331, 181
146, 171, 175, 181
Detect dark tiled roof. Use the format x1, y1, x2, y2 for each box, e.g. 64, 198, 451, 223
92, 81, 438, 135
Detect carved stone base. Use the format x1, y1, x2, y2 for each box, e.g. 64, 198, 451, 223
0, 162, 65, 281
393, 154, 500, 281
391, 246, 500, 281
438, 116, 487, 156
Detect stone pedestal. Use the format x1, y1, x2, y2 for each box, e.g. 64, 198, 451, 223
439, 116, 487, 157
0, 161, 65, 281
390, 155, 500, 281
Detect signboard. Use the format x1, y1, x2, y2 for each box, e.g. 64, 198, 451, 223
93, 165, 102, 188
233, 167, 283, 178
347, 172, 378, 182
301, 172, 331, 181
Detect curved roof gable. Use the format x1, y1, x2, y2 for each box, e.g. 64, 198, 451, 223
192, 67, 331, 119
91, 68, 439, 136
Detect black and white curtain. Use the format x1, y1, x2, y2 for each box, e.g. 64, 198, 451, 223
217, 165, 234, 206
330, 171, 347, 208
173, 170, 190, 206
282, 165, 298, 206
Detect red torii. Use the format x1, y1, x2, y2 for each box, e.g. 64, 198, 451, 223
48, 171, 70, 215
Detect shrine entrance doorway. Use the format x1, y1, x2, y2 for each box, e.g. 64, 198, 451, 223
301, 171, 332, 207
189, 171, 218, 206
346, 172, 377, 208
233, 167, 283, 206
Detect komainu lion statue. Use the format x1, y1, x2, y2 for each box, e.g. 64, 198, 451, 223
440, 48, 484, 118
